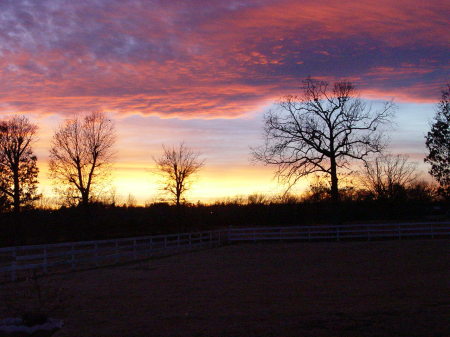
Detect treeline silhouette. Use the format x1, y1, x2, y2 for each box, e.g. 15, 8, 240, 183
1, 195, 447, 247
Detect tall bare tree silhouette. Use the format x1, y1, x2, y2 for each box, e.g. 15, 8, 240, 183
49, 112, 115, 206
154, 143, 204, 206
0, 116, 40, 212
253, 78, 395, 202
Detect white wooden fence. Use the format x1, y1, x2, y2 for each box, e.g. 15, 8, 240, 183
0, 230, 225, 282
1, 222, 449, 282
228, 221, 450, 242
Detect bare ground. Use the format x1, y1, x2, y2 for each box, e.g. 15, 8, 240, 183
2, 239, 449, 337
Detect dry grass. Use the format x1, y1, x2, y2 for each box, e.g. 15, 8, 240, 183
2, 239, 449, 337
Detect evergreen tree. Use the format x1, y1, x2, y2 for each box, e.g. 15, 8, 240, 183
425, 84, 450, 198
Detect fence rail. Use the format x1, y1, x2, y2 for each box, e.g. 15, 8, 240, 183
228, 222, 450, 242
0, 230, 226, 282
1, 222, 449, 282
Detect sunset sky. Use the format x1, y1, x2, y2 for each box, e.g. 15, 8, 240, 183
0, 0, 449, 204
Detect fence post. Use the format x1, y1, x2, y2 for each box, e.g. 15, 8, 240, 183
133, 239, 137, 259
11, 247, 17, 282
336, 226, 340, 241
430, 223, 435, 239
367, 225, 370, 241
164, 236, 167, 251
209, 232, 213, 247
188, 234, 192, 248
71, 244, 75, 271
43, 246, 48, 274
397, 225, 401, 240
308, 227, 311, 241
177, 234, 180, 250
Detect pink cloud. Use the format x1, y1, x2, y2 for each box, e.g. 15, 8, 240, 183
0, 0, 447, 118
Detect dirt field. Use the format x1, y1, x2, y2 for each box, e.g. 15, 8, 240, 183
2, 239, 450, 337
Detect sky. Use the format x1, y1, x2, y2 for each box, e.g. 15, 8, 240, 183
0, 0, 449, 204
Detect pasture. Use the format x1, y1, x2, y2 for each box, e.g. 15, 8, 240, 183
2, 239, 449, 337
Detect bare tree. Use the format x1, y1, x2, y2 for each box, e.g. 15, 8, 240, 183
253, 78, 395, 202
247, 193, 269, 205
153, 143, 204, 206
359, 153, 418, 200
49, 112, 115, 207
126, 193, 137, 207
0, 116, 40, 212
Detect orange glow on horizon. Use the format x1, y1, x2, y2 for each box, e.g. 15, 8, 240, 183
36, 161, 307, 206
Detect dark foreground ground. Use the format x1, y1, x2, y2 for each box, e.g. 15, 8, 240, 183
2, 239, 450, 337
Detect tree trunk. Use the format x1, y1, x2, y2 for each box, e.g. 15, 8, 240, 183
81, 190, 89, 207
175, 192, 181, 207
13, 164, 20, 213
330, 156, 340, 202
330, 156, 342, 225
